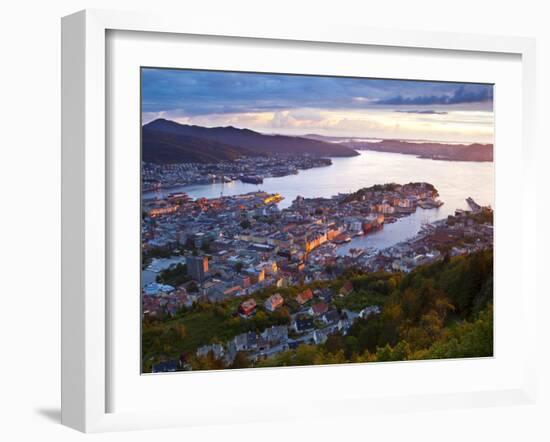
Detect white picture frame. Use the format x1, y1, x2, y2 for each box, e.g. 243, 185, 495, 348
61, 9, 537, 433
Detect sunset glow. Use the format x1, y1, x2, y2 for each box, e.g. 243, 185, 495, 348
142, 69, 494, 143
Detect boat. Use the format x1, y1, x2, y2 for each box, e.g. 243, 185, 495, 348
333, 233, 352, 244
418, 198, 444, 209
240, 175, 264, 184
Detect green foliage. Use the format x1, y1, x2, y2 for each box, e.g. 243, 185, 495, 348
143, 249, 494, 371
256, 344, 347, 368
425, 305, 493, 359
399, 249, 493, 318
230, 352, 252, 369
142, 300, 290, 369
156, 263, 190, 286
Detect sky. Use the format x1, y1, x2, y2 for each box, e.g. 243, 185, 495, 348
141, 68, 494, 144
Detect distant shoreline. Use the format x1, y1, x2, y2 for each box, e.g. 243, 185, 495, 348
303, 134, 493, 162
350, 142, 493, 162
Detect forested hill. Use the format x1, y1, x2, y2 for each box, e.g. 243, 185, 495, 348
142, 249, 493, 371
142, 118, 359, 163
258, 249, 494, 366
345, 139, 493, 162
142, 128, 261, 164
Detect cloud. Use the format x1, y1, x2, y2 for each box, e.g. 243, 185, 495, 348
140, 69, 494, 142
395, 110, 448, 115
377, 85, 493, 106
141, 68, 493, 117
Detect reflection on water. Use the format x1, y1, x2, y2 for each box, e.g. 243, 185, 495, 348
143, 151, 494, 254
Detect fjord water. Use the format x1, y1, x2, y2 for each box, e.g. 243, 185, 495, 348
143, 151, 494, 254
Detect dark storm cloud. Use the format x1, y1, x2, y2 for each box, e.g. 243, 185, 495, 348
377, 85, 493, 106
141, 68, 493, 116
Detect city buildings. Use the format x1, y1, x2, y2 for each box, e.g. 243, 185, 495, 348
186, 255, 209, 282
142, 180, 493, 371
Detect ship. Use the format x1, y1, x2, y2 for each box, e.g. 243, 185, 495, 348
418, 198, 444, 209
239, 175, 264, 184
332, 233, 352, 244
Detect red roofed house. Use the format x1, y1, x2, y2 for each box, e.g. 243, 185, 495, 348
308, 302, 329, 316
264, 293, 284, 312
296, 288, 314, 305
339, 281, 353, 297
239, 298, 257, 317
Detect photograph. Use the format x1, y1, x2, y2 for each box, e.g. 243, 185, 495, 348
140, 68, 494, 373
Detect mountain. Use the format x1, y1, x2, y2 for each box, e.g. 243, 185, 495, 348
143, 119, 359, 162
303, 134, 493, 162
142, 128, 261, 164
346, 139, 493, 162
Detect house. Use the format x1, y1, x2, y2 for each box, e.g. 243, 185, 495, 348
225, 342, 237, 365
196, 343, 225, 359
143, 282, 175, 296
246, 331, 258, 350
237, 275, 251, 288
239, 298, 257, 317
201, 279, 223, 297
296, 288, 314, 305
338, 314, 352, 334
313, 329, 328, 345
232, 331, 258, 352
233, 333, 249, 351
293, 317, 314, 333
264, 293, 284, 312
245, 267, 265, 283
315, 288, 333, 303
359, 305, 381, 319
321, 309, 340, 325
260, 325, 288, 344
151, 360, 179, 373
221, 285, 243, 297
339, 281, 353, 297
308, 302, 329, 317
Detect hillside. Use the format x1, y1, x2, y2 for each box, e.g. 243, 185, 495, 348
346, 139, 493, 162
143, 119, 359, 160
142, 128, 260, 164
142, 249, 493, 371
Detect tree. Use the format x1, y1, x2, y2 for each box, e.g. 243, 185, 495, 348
190, 351, 226, 371
325, 335, 345, 354
156, 263, 189, 286
427, 305, 493, 359
173, 323, 187, 340
344, 336, 360, 359
230, 352, 251, 369
294, 345, 318, 366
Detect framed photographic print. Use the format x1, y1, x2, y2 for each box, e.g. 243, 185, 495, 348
61, 9, 537, 432
139, 68, 495, 374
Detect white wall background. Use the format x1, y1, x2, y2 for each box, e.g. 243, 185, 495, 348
0, 1, 547, 440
